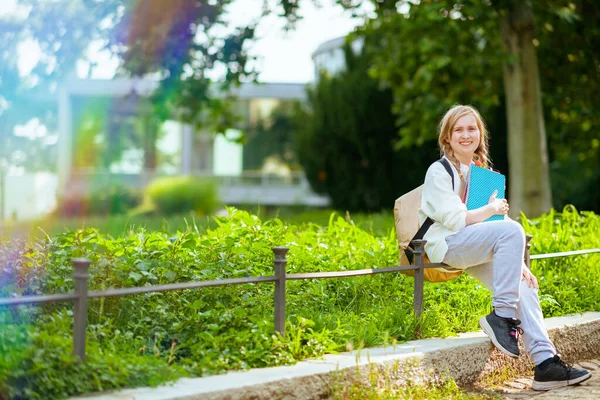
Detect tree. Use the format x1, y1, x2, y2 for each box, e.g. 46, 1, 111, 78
1, 3, 97, 177
295, 40, 438, 211
496, 2, 552, 216
17, 0, 308, 128
0, 18, 56, 170
352, 0, 599, 216
11, 0, 599, 213
534, 1, 600, 211
10, 0, 308, 177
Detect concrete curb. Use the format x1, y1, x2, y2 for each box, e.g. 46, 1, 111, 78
74, 312, 600, 400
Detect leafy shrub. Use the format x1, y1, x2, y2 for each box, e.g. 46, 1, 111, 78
0, 207, 598, 399
145, 176, 219, 215
0, 319, 183, 400
0, 239, 47, 298
55, 185, 141, 217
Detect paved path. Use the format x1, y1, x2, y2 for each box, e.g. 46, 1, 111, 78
477, 359, 599, 399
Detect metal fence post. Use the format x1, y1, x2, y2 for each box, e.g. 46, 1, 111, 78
272, 247, 288, 336
525, 234, 533, 268
412, 240, 426, 336
72, 258, 91, 362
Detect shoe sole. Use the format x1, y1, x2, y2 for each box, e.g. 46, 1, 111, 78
532, 371, 592, 391
478, 316, 519, 358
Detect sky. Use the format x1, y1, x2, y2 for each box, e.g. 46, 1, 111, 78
2, 0, 371, 83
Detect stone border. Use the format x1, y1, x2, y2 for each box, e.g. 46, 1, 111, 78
74, 312, 600, 400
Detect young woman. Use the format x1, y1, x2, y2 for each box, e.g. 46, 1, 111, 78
419, 104, 591, 391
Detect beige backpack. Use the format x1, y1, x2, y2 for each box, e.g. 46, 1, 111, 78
393, 159, 463, 283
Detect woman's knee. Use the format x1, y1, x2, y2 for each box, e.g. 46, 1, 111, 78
498, 220, 525, 242
504, 219, 525, 232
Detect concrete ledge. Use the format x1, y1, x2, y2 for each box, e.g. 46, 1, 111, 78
74, 312, 600, 400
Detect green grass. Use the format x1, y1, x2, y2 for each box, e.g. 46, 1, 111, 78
1, 213, 215, 240
0, 207, 393, 241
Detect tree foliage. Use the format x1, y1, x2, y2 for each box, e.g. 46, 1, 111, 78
4, 0, 599, 212
361, 1, 504, 147
3, 0, 312, 175
358, 0, 600, 212
295, 40, 438, 212
16, 0, 307, 129
534, 0, 600, 211
0, 17, 56, 172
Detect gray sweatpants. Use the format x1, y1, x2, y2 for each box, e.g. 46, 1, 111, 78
443, 220, 556, 365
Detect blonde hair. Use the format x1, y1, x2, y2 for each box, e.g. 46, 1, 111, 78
437, 104, 491, 171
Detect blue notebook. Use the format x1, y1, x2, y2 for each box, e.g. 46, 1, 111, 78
466, 165, 506, 222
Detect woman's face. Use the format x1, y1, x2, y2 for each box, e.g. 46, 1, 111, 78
447, 114, 481, 162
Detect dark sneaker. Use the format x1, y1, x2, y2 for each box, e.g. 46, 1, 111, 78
532, 355, 591, 391
478, 311, 522, 358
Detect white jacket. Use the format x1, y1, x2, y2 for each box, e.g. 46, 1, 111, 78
418, 157, 470, 263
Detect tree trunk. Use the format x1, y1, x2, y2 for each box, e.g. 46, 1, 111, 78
499, 3, 552, 218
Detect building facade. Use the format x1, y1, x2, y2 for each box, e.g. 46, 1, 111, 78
56, 78, 329, 206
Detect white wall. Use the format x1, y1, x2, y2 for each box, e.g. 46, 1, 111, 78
3, 172, 57, 221
213, 129, 243, 176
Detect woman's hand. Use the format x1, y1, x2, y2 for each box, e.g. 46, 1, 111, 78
466, 190, 510, 226
488, 190, 509, 215
522, 266, 539, 289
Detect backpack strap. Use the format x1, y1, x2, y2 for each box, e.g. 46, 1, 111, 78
438, 158, 455, 188
404, 158, 454, 263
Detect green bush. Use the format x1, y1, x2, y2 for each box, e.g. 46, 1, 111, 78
0, 318, 184, 400
145, 176, 219, 215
